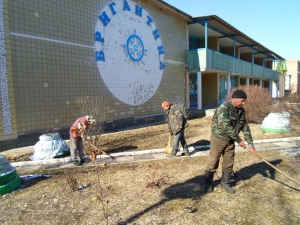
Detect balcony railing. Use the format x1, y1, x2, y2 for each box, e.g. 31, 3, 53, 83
187, 48, 280, 80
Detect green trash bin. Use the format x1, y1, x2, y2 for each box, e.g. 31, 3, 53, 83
0, 154, 21, 195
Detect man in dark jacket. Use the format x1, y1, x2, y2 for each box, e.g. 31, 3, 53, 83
204, 90, 257, 194
162, 101, 189, 157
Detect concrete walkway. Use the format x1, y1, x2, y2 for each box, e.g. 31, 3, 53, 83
3, 137, 300, 174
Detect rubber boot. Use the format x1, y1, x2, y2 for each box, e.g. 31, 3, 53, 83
204, 171, 214, 192
80, 157, 91, 164
166, 149, 178, 158
73, 159, 82, 166
230, 170, 237, 181
182, 147, 190, 156
221, 171, 235, 194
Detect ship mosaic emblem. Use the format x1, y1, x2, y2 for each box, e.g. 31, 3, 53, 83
94, 0, 165, 105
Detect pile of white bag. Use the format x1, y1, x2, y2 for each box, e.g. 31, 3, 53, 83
261, 111, 290, 133
30, 133, 70, 161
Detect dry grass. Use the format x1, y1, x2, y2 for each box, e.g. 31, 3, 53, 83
1, 150, 300, 225
1, 114, 300, 225
96, 114, 300, 155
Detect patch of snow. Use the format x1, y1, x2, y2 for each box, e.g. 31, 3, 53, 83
280, 148, 300, 157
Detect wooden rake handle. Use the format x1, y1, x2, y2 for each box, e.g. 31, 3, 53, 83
246, 147, 300, 187
167, 135, 171, 147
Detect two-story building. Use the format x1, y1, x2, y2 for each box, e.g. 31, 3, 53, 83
186, 15, 284, 109
0, 0, 284, 150
277, 60, 300, 95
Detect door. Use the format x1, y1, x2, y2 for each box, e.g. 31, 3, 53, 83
219, 77, 227, 104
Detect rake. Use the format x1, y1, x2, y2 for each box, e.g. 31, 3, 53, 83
247, 146, 300, 187
87, 142, 107, 155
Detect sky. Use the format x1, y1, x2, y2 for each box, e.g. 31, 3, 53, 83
163, 0, 300, 61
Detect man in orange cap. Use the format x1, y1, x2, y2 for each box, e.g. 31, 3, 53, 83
162, 101, 190, 157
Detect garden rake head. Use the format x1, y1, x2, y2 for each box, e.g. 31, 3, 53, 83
86, 142, 107, 163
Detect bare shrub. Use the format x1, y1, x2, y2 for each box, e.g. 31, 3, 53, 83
63, 169, 78, 192
74, 96, 107, 154
146, 164, 165, 189
279, 92, 300, 147
226, 85, 273, 123
282, 92, 300, 116
74, 96, 111, 225
94, 164, 112, 225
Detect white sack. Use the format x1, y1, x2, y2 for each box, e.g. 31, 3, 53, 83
30, 133, 69, 161
261, 111, 290, 133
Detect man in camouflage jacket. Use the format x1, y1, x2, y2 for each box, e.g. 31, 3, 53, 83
162, 101, 189, 157
204, 90, 257, 194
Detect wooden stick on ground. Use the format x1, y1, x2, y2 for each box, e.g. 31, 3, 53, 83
247, 147, 300, 187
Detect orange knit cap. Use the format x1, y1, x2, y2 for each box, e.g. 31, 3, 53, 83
162, 101, 170, 108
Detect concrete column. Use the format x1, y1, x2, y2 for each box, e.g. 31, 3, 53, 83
259, 79, 263, 87
197, 71, 202, 110
185, 24, 189, 108
246, 77, 250, 86
227, 75, 231, 95
279, 74, 285, 97
185, 71, 190, 108
272, 81, 278, 98
205, 22, 208, 48
269, 80, 273, 98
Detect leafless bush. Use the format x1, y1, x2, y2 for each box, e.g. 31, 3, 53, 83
226, 85, 273, 123
279, 92, 300, 146
146, 164, 165, 189
75, 96, 107, 151
74, 96, 111, 225
63, 169, 78, 192
94, 164, 112, 225
281, 92, 300, 116
286, 92, 300, 103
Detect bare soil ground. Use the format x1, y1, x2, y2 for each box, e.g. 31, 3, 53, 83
97, 115, 300, 154
1, 116, 300, 224
7, 115, 300, 162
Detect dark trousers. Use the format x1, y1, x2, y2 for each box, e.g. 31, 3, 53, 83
206, 134, 235, 173
70, 137, 85, 159
172, 129, 187, 150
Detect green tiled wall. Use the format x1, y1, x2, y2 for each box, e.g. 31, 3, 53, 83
1, 0, 188, 146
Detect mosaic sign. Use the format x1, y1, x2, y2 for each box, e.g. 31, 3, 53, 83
95, 0, 165, 105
